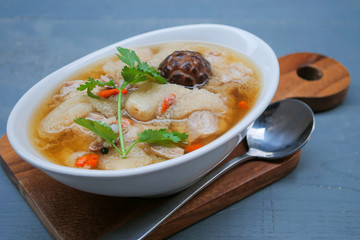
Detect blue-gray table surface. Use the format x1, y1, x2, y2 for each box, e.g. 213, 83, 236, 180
1, 1, 359, 239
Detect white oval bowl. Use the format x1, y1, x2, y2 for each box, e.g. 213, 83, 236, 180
7, 24, 279, 197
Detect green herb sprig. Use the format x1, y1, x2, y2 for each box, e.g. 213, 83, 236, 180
74, 47, 187, 158
76, 78, 117, 99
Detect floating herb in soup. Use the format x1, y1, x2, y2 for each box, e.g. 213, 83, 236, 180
31, 42, 261, 170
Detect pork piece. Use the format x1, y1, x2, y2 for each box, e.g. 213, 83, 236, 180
38, 95, 94, 139
169, 88, 226, 119
125, 82, 226, 121
224, 62, 254, 84
52, 80, 85, 106
203, 49, 258, 93
205, 52, 257, 92
97, 146, 153, 170
144, 144, 184, 159
204, 50, 228, 67
187, 110, 219, 143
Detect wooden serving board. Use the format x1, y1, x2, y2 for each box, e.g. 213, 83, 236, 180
0, 53, 350, 240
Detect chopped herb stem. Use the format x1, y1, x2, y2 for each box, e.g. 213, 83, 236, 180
124, 140, 140, 156
117, 86, 126, 158
111, 142, 123, 155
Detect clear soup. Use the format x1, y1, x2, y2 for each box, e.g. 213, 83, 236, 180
30, 42, 261, 170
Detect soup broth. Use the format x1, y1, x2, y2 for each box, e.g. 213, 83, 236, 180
30, 42, 261, 170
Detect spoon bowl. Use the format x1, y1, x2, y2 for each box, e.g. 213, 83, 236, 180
105, 98, 315, 239
247, 98, 315, 159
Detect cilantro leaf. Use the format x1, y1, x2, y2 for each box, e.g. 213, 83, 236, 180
74, 118, 117, 144
116, 47, 141, 68
77, 78, 117, 98
116, 47, 167, 87
121, 66, 150, 86
138, 129, 188, 146
77, 78, 100, 98
142, 66, 167, 84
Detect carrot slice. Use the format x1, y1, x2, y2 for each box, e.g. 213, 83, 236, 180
238, 100, 247, 109
185, 143, 203, 153
98, 89, 119, 98
75, 153, 99, 169
161, 94, 176, 113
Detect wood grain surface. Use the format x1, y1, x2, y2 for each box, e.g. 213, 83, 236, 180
0, 135, 300, 240
273, 52, 350, 112
0, 53, 349, 239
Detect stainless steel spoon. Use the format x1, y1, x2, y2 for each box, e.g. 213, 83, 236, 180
103, 98, 315, 240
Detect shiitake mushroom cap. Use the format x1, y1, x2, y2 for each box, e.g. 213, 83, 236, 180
158, 50, 212, 89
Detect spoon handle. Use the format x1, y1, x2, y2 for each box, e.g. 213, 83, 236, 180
104, 153, 254, 240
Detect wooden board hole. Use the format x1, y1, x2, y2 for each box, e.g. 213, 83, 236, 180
297, 65, 323, 81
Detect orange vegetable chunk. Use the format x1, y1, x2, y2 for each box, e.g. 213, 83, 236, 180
98, 89, 119, 98
161, 93, 177, 113
185, 143, 204, 153
75, 153, 99, 169
238, 100, 247, 109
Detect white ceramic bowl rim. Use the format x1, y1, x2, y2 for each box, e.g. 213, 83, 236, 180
7, 24, 279, 178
